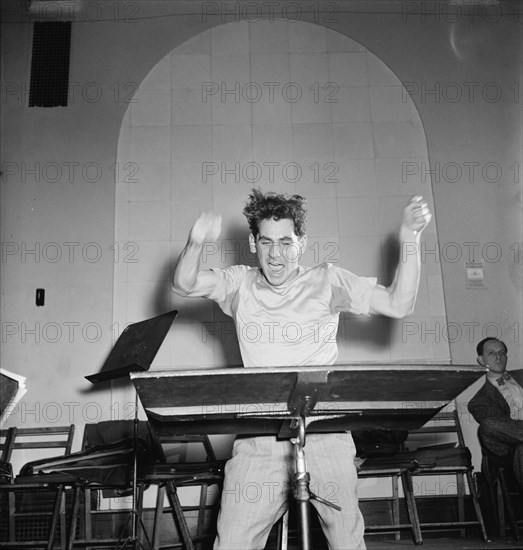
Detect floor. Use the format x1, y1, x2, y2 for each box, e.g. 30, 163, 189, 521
365, 536, 522, 550
272, 536, 522, 550
268, 529, 522, 550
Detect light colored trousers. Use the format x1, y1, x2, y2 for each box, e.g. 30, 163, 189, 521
213, 432, 366, 550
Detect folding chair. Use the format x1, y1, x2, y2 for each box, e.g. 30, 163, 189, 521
358, 457, 422, 544
0, 425, 76, 549
143, 434, 225, 550
67, 420, 157, 549
408, 405, 488, 541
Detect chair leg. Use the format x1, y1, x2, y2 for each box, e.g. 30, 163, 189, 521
47, 484, 65, 550
498, 468, 520, 541
276, 510, 289, 550
135, 482, 149, 548
67, 484, 81, 550
8, 490, 15, 542
59, 485, 68, 550
482, 471, 500, 537
496, 484, 507, 537
457, 473, 466, 538
466, 470, 489, 542
165, 480, 195, 550
195, 482, 209, 550
152, 484, 165, 550
401, 471, 422, 545
391, 474, 400, 541
84, 487, 93, 543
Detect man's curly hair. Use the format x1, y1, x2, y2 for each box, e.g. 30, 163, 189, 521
243, 188, 307, 238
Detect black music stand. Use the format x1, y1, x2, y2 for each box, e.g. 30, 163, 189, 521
131, 363, 486, 550
85, 310, 178, 550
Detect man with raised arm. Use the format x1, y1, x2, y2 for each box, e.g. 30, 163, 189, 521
172, 189, 431, 550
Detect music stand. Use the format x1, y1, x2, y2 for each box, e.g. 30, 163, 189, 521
131, 363, 486, 549
85, 310, 178, 550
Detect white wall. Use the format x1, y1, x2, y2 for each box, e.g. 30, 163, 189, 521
1, 0, 521, 491
114, 19, 445, 371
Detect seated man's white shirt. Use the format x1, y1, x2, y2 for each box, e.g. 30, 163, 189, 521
487, 373, 523, 421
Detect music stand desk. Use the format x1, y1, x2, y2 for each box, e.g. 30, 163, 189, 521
131, 364, 486, 436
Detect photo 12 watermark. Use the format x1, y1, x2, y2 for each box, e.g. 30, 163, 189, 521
401, 321, 521, 345
201, 161, 339, 185
202, 81, 339, 104
199, 239, 340, 266
201, 1, 341, 23
401, 240, 521, 265
2, 241, 140, 264
1, 161, 140, 185
402, 81, 520, 104
401, 1, 521, 24
2, 399, 138, 425
402, 161, 520, 185
1, 1, 140, 23
2, 81, 139, 106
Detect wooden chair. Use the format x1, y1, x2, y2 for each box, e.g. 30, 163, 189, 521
407, 405, 488, 541
144, 433, 225, 550
0, 424, 76, 550
68, 476, 147, 549
67, 420, 154, 549
1, 425, 74, 462
358, 458, 422, 544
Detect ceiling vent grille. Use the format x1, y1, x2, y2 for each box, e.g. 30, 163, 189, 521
29, 21, 71, 108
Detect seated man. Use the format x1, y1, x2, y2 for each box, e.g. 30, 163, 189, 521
468, 337, 523, 490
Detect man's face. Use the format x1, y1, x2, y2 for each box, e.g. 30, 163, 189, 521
478, 340, 508, 375
250, 217, 306, 286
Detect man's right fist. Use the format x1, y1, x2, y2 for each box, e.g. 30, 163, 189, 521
189, 212, 222, 245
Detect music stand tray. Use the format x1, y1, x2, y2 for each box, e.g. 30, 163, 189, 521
86, 310, 178, 383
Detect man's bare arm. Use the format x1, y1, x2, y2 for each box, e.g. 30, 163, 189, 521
370, 196, 432, 318
172, 212, 223, 297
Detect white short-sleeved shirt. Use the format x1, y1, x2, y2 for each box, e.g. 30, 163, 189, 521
207, 263, 376, 368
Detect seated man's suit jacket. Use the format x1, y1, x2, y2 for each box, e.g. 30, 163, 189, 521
468, 369, 523, 457
468, 369, 523, 423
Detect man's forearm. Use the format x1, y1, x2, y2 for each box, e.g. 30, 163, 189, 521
172, 241, 204, 296
388, 227, 421, 316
